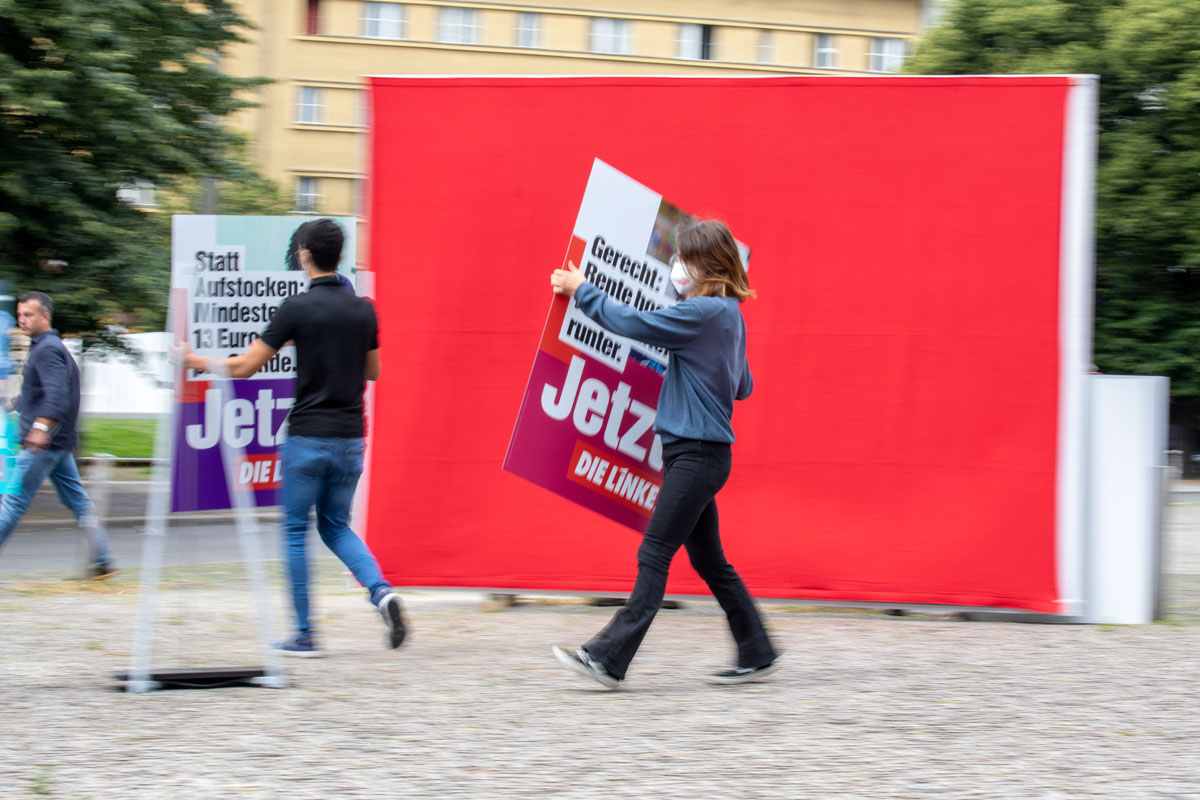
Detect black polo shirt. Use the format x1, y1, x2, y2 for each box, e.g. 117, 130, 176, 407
260, 274, 378, 438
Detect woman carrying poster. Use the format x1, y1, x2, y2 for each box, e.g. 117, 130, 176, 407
549, 219, 779, 688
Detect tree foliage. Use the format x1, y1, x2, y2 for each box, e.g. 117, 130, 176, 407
908, 0, 1200, 401
0, 0, 277, 337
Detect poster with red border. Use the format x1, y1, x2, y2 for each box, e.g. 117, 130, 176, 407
503, 159, 749, 531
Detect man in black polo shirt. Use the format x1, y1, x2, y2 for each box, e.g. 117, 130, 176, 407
185, 219, 405, 657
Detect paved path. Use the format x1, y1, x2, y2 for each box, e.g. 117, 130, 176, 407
1167, 496, 1200, 576
6, 495, 1199, 586
0, 523, 265, 576
13, 478, 1200, 528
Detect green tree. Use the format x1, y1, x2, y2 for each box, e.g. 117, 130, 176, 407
908, 0, 1200, 452
117, 150, 291, 335
0, 0, 270, 337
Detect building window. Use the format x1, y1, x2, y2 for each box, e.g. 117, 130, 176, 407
296, 177, 320, 213
357, 90, 370, 128
756, 30, 774, 64
922, 0, 947, 30
117, 181, 157, 209
362, 2, 407, 39
814, 33, 838, 68
305, 0, 321, 35
296, 86, 323, 123
676, 23, 715, 60
589, 18, 631, 55
869, 37, 907, 72
514, 12, 542, 48
352, 178, 365, 218
438, 7, 481, 44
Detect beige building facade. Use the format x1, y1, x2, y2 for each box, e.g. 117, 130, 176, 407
225, 0, 939, 227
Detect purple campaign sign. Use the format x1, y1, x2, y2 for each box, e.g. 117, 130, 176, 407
504, 295, 666, 533
168, 215, 355, 513
504, 161, 720, 531
171, 377, 294, 513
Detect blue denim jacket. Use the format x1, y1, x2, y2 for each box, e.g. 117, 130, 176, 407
574, 282, 752, 444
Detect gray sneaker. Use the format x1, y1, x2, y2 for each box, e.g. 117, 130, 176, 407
705, 659, 781, 686
552, 645, 621, 690
273, 634, 324, 658
91, 561, 119, 581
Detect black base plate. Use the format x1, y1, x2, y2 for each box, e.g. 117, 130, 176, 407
587, 597, 685, 610
114, 666, 271, 690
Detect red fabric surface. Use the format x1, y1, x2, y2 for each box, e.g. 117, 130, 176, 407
365, 77, 1071, 612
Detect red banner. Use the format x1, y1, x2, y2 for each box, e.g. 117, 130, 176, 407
364, 76, 1092, 613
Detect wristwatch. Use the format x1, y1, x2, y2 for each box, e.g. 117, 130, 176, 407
32, 422, 51, 432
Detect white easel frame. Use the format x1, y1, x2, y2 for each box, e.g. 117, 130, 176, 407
126, 358, 285, 693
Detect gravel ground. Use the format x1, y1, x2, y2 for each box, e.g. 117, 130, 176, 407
1, 501, 1198, 799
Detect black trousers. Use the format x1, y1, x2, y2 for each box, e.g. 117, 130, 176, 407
584, 439, 778, 679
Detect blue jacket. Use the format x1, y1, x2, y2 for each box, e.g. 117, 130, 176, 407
18, 330, 81, 450
574, 282, 752, 444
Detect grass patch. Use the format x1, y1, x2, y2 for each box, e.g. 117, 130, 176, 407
0, 579, 133, 598
80, 416, 157, 459
30, 765, 54, 796
119, 465, 155, 480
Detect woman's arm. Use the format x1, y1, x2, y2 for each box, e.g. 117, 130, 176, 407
736, 361, 753, 400
551, 262, 704, 350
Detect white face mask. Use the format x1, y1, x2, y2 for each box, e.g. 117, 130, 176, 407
670, 257, 695, 297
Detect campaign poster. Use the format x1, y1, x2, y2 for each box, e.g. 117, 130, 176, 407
169, 215, 356, 512
503, 159, 747, 532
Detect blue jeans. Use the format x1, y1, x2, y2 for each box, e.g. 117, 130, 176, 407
280, 436, 390, 636
0, 447, 113, 566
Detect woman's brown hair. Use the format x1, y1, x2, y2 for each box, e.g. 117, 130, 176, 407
675, 219, 756, 302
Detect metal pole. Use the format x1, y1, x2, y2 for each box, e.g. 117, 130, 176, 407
80, 453, 116, 578
126, 391, 177, 693
210, 365, 285, 688
200, 177, 218, 215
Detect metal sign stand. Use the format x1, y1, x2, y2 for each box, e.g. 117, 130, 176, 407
78, 453, 115, 578
122, 362, 285, 692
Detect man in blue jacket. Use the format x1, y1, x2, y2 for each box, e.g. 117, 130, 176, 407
0, 292, 116, 578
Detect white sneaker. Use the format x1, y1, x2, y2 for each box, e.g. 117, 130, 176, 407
552, 645, 621, 690
378, 592, 408, 649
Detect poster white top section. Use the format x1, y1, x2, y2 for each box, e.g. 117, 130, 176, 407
170, 215, 356, 381
561, 159, 749, 373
